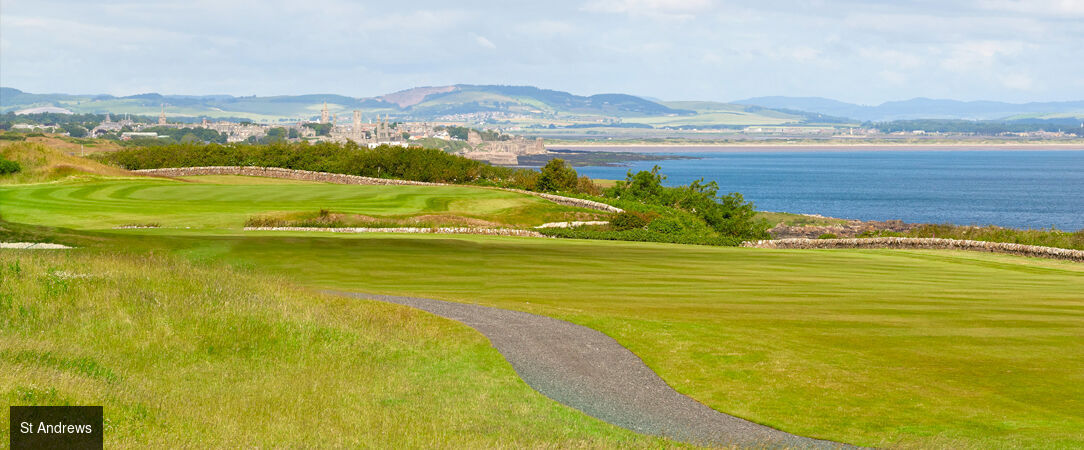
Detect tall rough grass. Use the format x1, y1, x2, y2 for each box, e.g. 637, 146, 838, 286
0, 250, 659, 447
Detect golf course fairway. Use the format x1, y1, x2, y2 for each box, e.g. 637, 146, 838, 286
2, 172, 1082, 448
0, 176, 598, 230
157, 232, 1084, 448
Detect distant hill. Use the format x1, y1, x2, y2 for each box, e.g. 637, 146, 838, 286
734, 96, 1084, 121
0, 85, 807, 127
6, 85, 1077, 126
0, 85, 694, 123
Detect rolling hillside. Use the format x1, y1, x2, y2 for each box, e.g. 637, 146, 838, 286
1, 86, 807, 127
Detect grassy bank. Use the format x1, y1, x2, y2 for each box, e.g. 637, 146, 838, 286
897, 224, 1084, 250
0, 249, 665, 447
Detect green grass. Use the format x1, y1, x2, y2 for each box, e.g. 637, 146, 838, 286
0, 249, 665, 447
123, 232, 1081, 449
0, 176, 602, 230
4, 164, 1083, 448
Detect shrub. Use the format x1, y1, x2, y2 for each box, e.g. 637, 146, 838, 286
0, 157, 21, 175
610, 212, 650, 231
0, 134, 26, 141
818, 233, 838, 239
605, 166, 769, 240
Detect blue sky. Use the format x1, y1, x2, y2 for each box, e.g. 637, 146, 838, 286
1, 0, 1082, 104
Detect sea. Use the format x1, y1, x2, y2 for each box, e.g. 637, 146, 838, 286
565, 148, 1084, 231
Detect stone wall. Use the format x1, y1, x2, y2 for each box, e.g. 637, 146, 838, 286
741, 237, 1084, 262
134, 166, 448, 186
244, 226, 545, 237
502, 189, 624, 213
133, 166, 623, 213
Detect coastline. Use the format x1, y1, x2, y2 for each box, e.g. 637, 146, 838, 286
551, 142, 1084, 153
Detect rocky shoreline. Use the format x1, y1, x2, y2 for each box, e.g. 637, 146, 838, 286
769, 217, 917, 239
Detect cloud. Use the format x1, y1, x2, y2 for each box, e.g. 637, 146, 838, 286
999, 72, 1034, 90
0, 0, 1080, 102
473, 34, 497, 49
582, 0, 714, 20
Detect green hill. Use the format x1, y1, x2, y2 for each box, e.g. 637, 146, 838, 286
1, 85, 822, 127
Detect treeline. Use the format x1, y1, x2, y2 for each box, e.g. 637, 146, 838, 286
436, 125, 508, 141
0, 112, 115, 138
869, 118, 1084, 136
139, 126, 228, 144
96, 141, 539, 185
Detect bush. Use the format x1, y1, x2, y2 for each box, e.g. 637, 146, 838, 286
818, 233, 838, 239
0, 134, 26, 141
0, 157, 21, 175
610, 212, 650, 231
605, 166, 769, 240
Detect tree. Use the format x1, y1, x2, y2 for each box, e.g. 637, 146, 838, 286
266, 127, 287, 142
62, 124, 88, 137
613, 166, 665, 202
536, 158, 578, 192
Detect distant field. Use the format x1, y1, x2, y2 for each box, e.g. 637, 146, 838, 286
0, 249, 663, 447
0, 176, 599, 229
623, 111, 798, 127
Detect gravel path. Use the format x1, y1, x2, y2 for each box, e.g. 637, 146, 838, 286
0, 242, 72, 249
333, 291, 850, 448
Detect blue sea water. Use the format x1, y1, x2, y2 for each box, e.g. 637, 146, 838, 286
572, 149, 1084, 230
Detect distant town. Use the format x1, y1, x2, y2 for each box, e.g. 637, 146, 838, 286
6, 103, 551, 165
4, 91, 1083, 167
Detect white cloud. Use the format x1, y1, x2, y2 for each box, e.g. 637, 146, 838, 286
582, 0, 714, 20
973, 0, 1084, 18
999, 72, 1035, 90
473, 34, 497, 49
0, 0, 1080, 102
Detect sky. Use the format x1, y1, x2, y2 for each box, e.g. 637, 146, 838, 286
1, 0, 1082, 104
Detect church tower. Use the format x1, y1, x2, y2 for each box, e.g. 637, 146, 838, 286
353, 111, 362, 141
320, 102, 330, 124
158, 104, 167, 125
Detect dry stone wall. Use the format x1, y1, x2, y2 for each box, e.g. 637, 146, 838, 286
244, 226, 545, 237
135, 166, 623, 213
741, 237, 1084, 262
